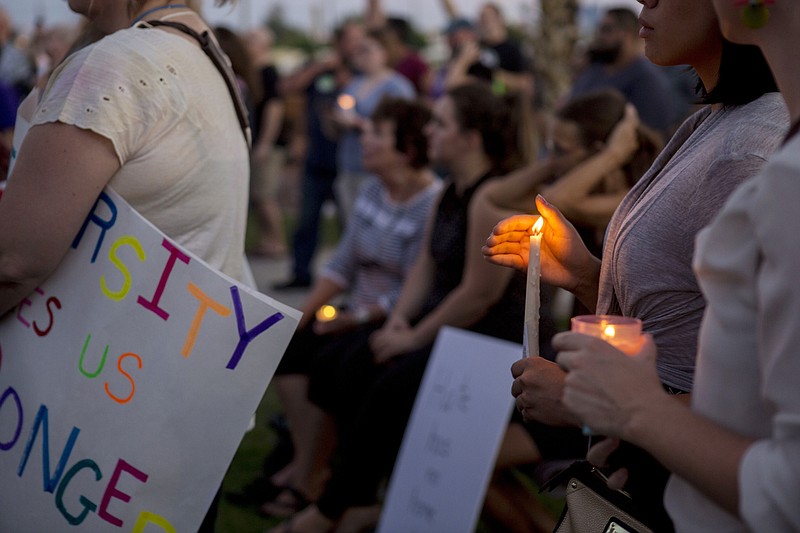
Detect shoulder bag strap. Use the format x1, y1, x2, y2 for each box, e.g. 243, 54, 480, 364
141, 20, 252, 148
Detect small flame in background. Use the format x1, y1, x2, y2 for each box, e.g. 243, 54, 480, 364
337, 94, 355, 110
316, 305, 338, 322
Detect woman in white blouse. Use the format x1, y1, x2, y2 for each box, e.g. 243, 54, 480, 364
553, 1, 800, 530
0, 0, 249, 317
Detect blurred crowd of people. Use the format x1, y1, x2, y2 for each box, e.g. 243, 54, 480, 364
3, 0, 797, 532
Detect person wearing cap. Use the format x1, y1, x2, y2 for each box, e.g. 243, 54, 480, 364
428, 17, 482, 101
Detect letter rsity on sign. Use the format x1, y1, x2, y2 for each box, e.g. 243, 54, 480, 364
182, 282, 231, 358
101, 236, 146, 301
226, 286, 284, 370
137, 239, 190, 321
71, 191, 118, 263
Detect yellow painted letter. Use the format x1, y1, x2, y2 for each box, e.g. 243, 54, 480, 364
101, 236, 145, 301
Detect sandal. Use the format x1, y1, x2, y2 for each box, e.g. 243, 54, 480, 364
259, 487, 310, 518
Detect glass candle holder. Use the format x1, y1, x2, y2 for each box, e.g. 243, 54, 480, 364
570, 315, 644, 355
570, 315, 644, 436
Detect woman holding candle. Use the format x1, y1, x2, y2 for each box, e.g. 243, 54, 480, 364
468, 90, 661, 531
333, 28, 416, 222
483, 0, 787, 527
266, 82, 532, 533
554, 0, 800, 529
481, 89, 662, 255
258, 97, 442, 518
480, 88, 663, 322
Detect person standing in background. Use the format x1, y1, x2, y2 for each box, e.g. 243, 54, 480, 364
569, 7, 675, 140
476, 2, 534, 98
365, 0, 430, 95
332, 28, 415, 223
0, 7, 35, 102
273, 21, 364, 290
245, 26, 291, 258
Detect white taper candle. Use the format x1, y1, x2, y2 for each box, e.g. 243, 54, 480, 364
523, 217, 544, 357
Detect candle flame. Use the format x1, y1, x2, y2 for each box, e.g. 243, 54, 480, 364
531, 217, 544, 235
316, 305, 338, 322
603, 325, 616, 339
338, 94, 355, 110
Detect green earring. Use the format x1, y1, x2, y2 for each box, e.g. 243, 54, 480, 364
738, 0, 774, 29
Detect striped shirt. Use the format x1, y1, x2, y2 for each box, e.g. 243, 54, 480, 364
322, 176, 442, 313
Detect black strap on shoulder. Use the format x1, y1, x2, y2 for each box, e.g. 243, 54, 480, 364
141, 20, 252, 148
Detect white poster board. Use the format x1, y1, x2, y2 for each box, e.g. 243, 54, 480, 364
0, 188, 300, 532
377, 327, 521, 533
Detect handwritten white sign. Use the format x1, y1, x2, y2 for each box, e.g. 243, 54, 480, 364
377, 327, 521, 533
0, 188, 299, 532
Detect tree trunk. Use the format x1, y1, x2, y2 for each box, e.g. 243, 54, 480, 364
534, 0, 579, 110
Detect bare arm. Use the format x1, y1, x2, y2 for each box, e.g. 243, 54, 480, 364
494, 69, 535, 99
542, 149, 631, 228
0, 123, 120, 316
253, 98, 285, 160
365, 0, 387, 29
439, 0, 459, 19
543, 104, 640, 228
483, 159, 556, 213
557, 334, 751, 514
278, 56, 338, 96
372, 188, 514, 360
443, 41, 480, 91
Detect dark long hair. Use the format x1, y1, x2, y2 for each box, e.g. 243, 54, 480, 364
700, 39, 778, 106
446, 83, 522, 175
557, 89, 663, 187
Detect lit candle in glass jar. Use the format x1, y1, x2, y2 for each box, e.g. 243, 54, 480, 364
570, 315, 644, 436
570, 315, 644, 355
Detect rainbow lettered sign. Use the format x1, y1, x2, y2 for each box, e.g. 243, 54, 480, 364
0, 188, 300, 532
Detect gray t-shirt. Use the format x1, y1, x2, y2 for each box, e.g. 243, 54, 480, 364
596, 92, 788, 391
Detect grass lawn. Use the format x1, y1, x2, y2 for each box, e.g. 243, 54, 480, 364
214, 385, 285, 533
212, 382, 564, 533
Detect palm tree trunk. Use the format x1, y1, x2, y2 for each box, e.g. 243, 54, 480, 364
534, 0, 579, 110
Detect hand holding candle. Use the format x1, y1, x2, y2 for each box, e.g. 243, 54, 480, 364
568, 314, 644, 435
523, 216, 544, 357
336, 94, 359, 128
